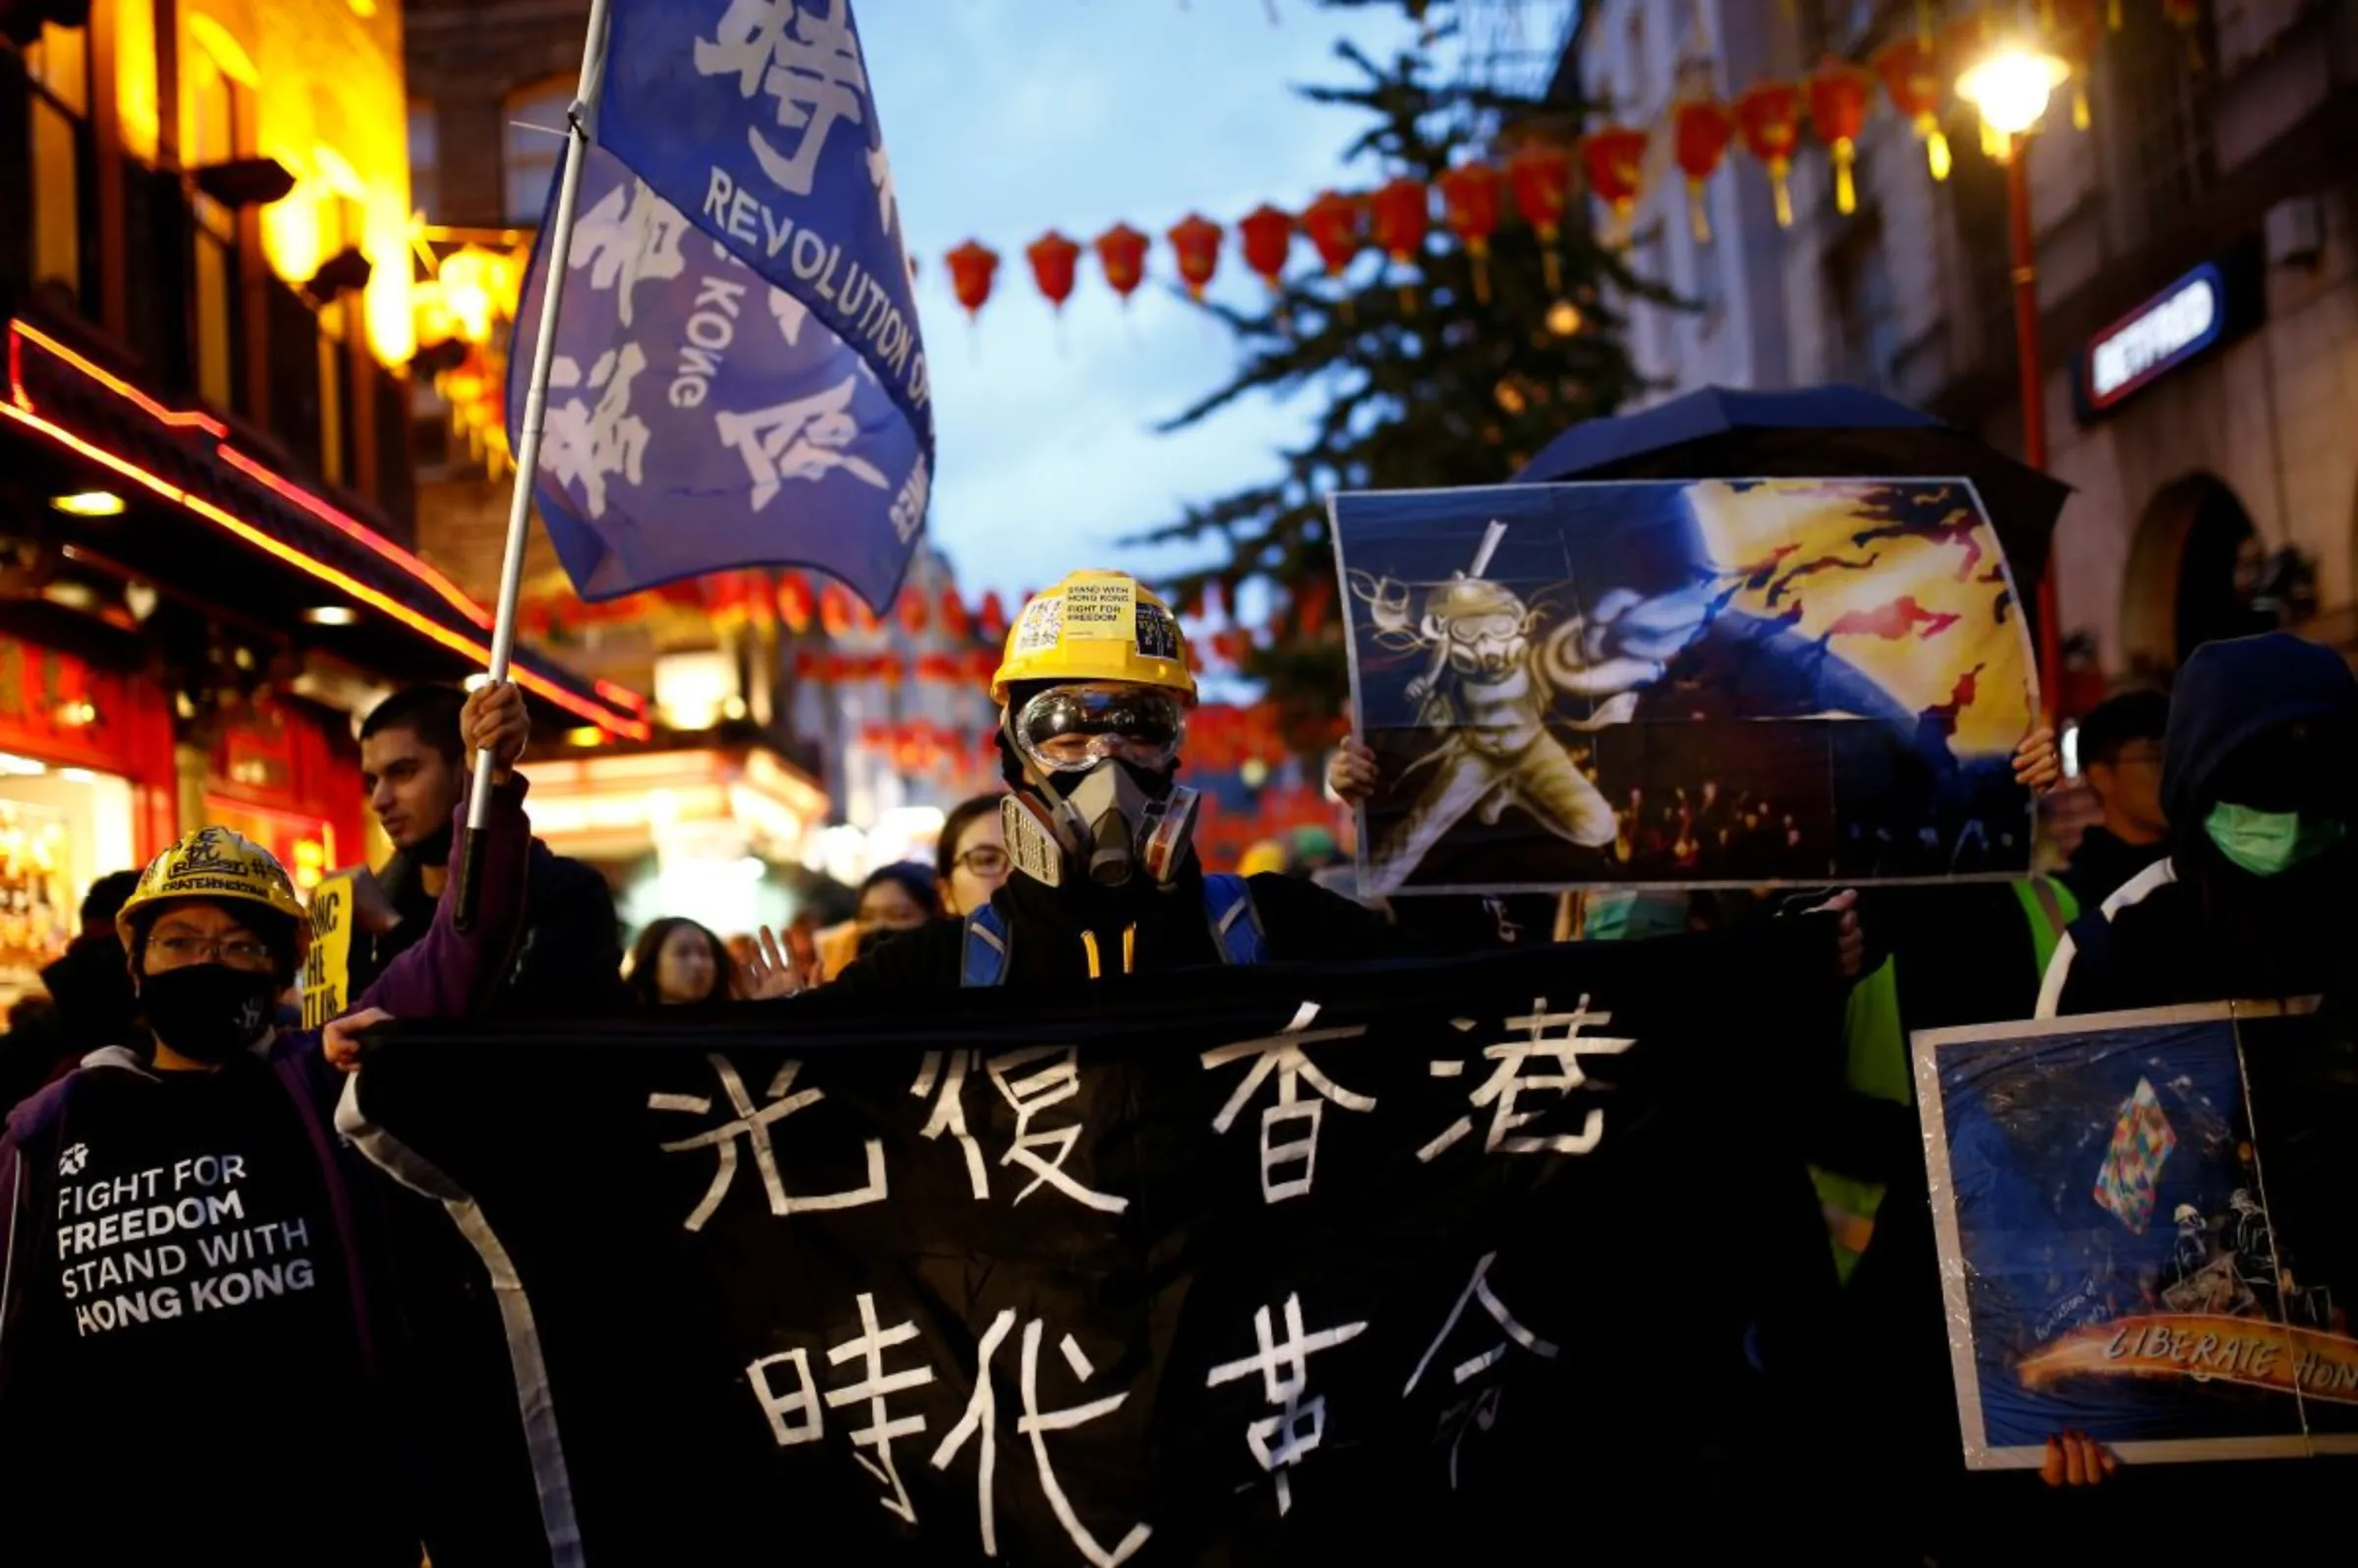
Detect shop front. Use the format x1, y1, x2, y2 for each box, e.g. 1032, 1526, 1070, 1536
0, 632, 176, 1010
198, 697, 368, 896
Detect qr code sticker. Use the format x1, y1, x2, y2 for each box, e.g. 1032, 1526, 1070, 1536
1013, 595, 1064, 653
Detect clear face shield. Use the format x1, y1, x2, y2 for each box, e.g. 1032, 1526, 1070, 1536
1001, 684, 1201, 890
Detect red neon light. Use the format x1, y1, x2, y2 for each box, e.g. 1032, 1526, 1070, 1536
0, 399, 653, 741
7, 320, 653, 733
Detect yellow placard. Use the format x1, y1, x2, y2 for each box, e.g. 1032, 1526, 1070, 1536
300, 869, 358, 1032
1058, 574, 1137, 640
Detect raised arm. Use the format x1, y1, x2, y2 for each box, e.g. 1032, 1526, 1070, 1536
352, 682, 533, 1022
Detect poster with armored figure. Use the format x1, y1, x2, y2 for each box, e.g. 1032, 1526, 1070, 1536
1329, 478, 2039, 895
1917, 1001, 2358, 1467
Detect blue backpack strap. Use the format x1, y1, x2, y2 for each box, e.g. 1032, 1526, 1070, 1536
1203, 873, 1268, 966
961, 905, 1011, 987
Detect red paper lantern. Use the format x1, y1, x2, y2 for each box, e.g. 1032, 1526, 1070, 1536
1093, 223, 1149, 304
1300, 191, 1365, 278
1506, 142, 1574, 291
1238, 204, 1293, 293
943, 241, 998, 318
856, 597, 880, 636
776, 572, 814, 634
1579, 126, 1649, 244
1167, 213, 1222, 300
1369, 177, 1431, 310
939, 588, 971, 640
898, 585, 928, 637
819, 584, 853, 639
1871, 32, 1952, 180
1735, 83, 1803, 228
1435, 162, 1502, 303
978, 589, 1009, 641
1025, 230, 1080, 311
1808, 58, 1873, 216
1669, 100, 1734, 243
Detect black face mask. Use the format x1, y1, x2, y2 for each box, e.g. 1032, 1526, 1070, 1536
856, 925, 910, 959
140, 964, 281, 1065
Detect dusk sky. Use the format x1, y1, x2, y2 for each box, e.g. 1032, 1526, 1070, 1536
862, 1, 1426, 604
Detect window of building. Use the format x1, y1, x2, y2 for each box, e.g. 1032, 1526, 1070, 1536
22, 22, 91, 308
502, 80, 571, 223
184, 34, 248, 412
2112, 6, 2215, 239
409, 102, 439, 221
1825, 216, 1897, 391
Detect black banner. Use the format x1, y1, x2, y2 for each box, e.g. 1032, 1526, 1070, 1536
347, 930, 1841, 1565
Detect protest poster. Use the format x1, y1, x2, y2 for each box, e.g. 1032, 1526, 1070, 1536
1915, 1001, 2358, 1468
1329, 478, 2037, 896
343, 931, 1840, 1564
298, 869, 357, 1031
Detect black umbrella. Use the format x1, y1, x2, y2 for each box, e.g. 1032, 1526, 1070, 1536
1512, 384, 2070, 583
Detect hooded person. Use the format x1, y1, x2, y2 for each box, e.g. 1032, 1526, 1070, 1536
2039, 634, 2358, 1017
824, 571, 1402, 992
0, 680, 534, 1567
0, 869, 146, 1112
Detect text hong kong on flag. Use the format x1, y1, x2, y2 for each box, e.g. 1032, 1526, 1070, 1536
509, 0, 930, 611
341, 935, 1836, 1563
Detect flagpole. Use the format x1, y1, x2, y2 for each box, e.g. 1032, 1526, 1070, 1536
457, 0, 612, 932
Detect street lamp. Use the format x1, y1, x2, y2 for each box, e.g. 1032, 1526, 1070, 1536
1957, 33, 2072, 717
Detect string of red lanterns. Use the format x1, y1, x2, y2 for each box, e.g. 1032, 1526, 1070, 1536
934, 0, 2178, 318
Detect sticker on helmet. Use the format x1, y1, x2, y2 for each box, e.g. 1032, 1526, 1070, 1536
1011, 594, 1065, 654
1058, 576, 1136, 639
1133, 604, 1180, 661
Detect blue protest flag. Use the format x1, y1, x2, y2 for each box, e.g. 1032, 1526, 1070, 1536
507, 0, 931, 612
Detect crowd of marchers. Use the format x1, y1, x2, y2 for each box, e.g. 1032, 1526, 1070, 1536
0, 570, 2350, 1565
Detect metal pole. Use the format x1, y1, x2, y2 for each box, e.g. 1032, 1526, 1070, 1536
2005, 140, 2064, 723
456, 0, 613, 932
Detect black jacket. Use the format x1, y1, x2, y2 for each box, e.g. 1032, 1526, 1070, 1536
352, 840, 629, 1018
2057, 823, 2164, 912
2045, 634, 2358, 1016
830, 867, 1411, 994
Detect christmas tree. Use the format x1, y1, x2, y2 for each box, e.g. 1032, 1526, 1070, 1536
1136, 0, 1666, 756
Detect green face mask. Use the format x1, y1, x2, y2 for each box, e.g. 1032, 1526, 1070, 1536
2204, 802, 2348, 877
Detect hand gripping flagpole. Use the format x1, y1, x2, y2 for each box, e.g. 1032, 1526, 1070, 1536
456, 0, 612, 934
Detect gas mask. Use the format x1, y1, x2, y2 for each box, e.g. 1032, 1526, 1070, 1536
1001, 684, 1202, 891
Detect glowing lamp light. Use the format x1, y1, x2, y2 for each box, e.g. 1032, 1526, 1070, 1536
1956, 39, 2070, 140
1545, 299, 1584, 337
52, 491, 126, 517
302, 604, 359, 626
565, 725, 607, 748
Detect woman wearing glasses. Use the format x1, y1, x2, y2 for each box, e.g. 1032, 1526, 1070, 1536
935, 795, 1011, 918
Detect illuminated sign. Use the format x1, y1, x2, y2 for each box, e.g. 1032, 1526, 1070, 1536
2076, 244, 2260, 421
2087, 265, 2220, 407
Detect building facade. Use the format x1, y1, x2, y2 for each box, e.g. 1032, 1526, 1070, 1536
0, 0, 644, 1007
1766, 0, 2358, 696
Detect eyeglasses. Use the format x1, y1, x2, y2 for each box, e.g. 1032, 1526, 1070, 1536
956, 846, 1010, 877
149, 933, 275, 969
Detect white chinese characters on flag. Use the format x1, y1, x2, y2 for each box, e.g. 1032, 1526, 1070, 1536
509, 0, 931, 613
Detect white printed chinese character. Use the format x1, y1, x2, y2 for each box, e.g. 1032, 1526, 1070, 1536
1417, 995, 1635, 1164
933, 1315, 1149, 1566
694, 0, 868, 197
887, 453, 928, 543
715, 375, 889, 510
769, 287, 811, 345
988, 1047, 1127, 1214
540, 344, 650, 520
912, 1050, 988, 1199
825, 1293, 937, 1522
649, 1053, 886, 1230
1204, 1294, 1369, 1517
1402, 1252, 1558, 1397
747, 1345, 824, 1446
569, 179, 688, 327
868, 140, 899, 237
1202, 1002, 1375, 1204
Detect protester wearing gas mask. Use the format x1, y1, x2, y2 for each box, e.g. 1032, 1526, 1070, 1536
0, 681, 534, 1566
2040, 632, 2358, 1018
802, 571, 1400, 994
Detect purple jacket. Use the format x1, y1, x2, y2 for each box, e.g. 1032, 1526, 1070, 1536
0, 777, 534, 1401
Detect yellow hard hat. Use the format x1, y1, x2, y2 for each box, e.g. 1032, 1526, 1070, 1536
989, 570, 1196, 706
1239, 839, 1289, 878
117, 825, 309, 947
